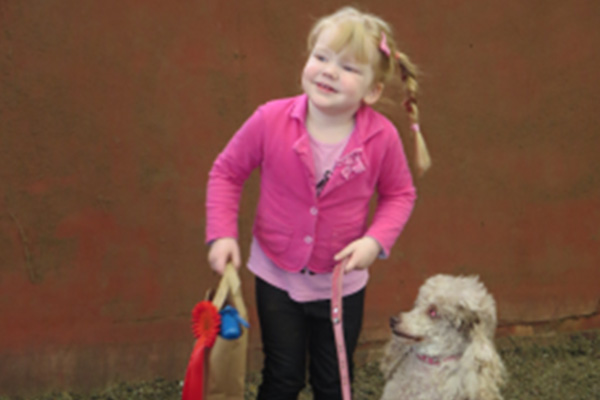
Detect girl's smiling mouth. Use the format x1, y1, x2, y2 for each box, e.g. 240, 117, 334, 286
316, 82, 338, 93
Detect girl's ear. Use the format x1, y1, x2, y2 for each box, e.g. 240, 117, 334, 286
363, 82, 384, 105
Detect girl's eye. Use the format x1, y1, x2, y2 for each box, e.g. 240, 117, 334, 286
428, 306, 438, 319
343, 65, 359, 73
315, 54, 327, 62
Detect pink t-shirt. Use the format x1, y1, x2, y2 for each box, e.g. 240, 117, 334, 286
248, 131, 369, 302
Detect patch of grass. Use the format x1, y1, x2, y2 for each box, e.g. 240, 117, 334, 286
2, 330, 599, 400
498, 331, 600, 400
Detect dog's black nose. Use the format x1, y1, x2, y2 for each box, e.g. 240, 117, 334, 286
389, 316, 399, 328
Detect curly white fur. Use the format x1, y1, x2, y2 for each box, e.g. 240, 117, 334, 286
380, 275, 506, 400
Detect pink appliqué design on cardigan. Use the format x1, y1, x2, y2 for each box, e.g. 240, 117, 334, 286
336, 149, 366, 180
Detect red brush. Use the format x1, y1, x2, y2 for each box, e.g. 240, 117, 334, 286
182, 301, 221, 400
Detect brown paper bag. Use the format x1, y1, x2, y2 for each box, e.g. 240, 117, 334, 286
206, 264, 248, 400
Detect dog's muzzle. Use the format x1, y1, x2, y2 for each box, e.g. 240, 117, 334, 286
389, 315, 423, 341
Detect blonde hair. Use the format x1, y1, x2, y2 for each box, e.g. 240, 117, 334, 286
307, 7, 431, 176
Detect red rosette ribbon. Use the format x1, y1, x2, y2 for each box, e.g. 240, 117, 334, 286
182, 301, 221, 400
191, 301, 221, 346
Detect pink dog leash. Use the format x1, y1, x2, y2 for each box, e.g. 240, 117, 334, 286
332, 262, 352, 400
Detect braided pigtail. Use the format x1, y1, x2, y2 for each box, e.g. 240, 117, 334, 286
395, 51, 431, 177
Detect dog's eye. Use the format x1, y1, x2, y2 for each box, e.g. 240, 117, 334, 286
427, 306, 439, 319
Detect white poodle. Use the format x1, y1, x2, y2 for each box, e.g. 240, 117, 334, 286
380, 274, 506, 400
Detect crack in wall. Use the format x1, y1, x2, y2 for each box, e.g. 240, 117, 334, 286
8, 211, 42, 284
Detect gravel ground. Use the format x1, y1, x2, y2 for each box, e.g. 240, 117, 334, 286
2, 330, 598, 400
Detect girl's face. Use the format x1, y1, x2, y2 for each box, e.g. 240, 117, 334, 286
302, 26, 383, 118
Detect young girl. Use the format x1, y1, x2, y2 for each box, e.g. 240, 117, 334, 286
206, 6, 430, 399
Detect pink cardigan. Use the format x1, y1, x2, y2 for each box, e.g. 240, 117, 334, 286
206, 94, 416, 274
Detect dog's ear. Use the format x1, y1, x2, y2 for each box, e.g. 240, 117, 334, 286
460, 321, 506, 399
455, 304, 480, 336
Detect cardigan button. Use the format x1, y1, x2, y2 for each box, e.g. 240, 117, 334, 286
304, 235, 313, 244
310, 207, 318, 216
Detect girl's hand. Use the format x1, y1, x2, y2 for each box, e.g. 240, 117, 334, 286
334, 236, 382, 273
208, 237, 241, 275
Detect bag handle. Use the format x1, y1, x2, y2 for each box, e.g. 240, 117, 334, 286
211, 263, 241, 310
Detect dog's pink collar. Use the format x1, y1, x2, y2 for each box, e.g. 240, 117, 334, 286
415, 352, 461, 365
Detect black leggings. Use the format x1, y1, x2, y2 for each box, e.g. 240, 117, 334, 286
255, 277, 365, 400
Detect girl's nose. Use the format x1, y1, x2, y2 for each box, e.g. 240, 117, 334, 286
322, 63, 339, 79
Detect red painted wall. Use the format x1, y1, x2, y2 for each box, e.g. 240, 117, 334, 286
1, 0, 599, 395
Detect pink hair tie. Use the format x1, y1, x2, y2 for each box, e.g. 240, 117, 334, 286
379, 32, 391, 57
410, 123, 420, 133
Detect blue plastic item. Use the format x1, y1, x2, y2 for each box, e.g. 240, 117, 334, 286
219, 305, 250, 340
